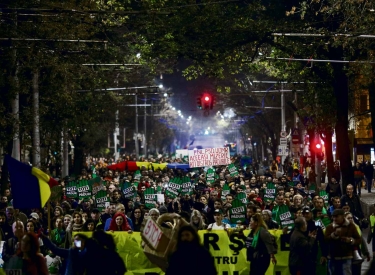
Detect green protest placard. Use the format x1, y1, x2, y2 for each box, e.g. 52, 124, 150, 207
156, 186, 163, 194
89, 177, 104, 195
165, 178, 182, 199
95, 190, 110, 211
221, 184, 230, 201
308, 184, 317, 195
50, 186, 62, 203
278, 205, 294, 229
206, 168, 216, 184
263, 183, 276, 202
229, 199, 246, 224
66, 181, 77, 199
236, 192, 248, 205
228, 164, 239, 177
134, 170, 141, 181
144, 188, 157, 209
121, 181, 136, 200
77, 179, 92, 200
319, 190, 329, 205
181, 176, 193, 196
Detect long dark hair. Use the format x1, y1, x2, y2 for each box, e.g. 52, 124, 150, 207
17, 232, 40, 261
130, 207, 144, 224
177, 225, 200, 248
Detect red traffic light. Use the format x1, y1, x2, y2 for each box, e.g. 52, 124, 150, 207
204, 96, 210, 101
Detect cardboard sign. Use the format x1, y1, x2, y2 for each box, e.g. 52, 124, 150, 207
121, 181, 136, 200
77, 180, 92, 200
206, 168, 216, 184
89, 177, 103, 195
319, 190, 329, 205
66, 181, 77, 199
180, 177, 193, 196
188, 147, 231, 168
263, 183, 276, 202
134, 170, 141, 180
221, 184, 230, 201
165, 178, 182, 199
229, 199, 246, 224
95, 190, 110, 211
228, 164, 239, 177
144, 188, 157, 209
142, 218, 169, 252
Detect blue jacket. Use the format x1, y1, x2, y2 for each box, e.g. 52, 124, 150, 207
104, 216, 134, 231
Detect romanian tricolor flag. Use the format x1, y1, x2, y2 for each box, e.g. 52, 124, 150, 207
6, 155, 59, 208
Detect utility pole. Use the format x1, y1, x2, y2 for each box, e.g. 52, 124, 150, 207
135, 92, 139, 159
143, 94, 147, 157
114, 110, 120, 161
62, 130, 69, 177
32, 69, 41, 167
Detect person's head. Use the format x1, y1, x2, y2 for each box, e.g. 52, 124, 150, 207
214, 199, 223, 210
177, 225, 200, 247
12, 220, 24, 239
247, 205, 257, 219
92, 230, 116, 251
293, 194, 303, 206
332, 197, 341, 209
108, 184, 116, 193
295, 209, 303, 218
109, 204, 116, 215
127, 200, 134, 209
200, 196, 208, 205
190, 210, 203, 224
314, 197, 324, 210
294, 217, 307, 232
249, 213, 268, 231
115, 215, 124, 226
63, 214, 72, 228
149, 208, 160, 221
72, 212, 83, 225
332, 209, 345, 225
91, 209, 100, 221
1, 196, 8, 204
0, 211, 6, 225
113, 190, 122, 200
6, 206, 14, 220
83, 218, 96, 231
346, 184, 354, 197
345, 212, 354, 224
26, 220, 37, 233
81, 212, 88, 221
55, 217, 63, 229
54, 206, 63, 217
115, 203, 125, 214
342, 204, 350, 213
276, 195, 285, 206
213, 209, 223, 222
225, 194, 234, 204
302, 206, 312, 221
331, 177, 337, 184
210, 191, 218, 200
20, 232, 40, 256
262, 209, 272, 222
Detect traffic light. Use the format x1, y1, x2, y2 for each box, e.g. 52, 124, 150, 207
196, 97, 202, 109
202, 94, 211, 110
314, 142, 323, 159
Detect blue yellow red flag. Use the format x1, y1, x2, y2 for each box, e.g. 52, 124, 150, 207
6, 155, 57, 208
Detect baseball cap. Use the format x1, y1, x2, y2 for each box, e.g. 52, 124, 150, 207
213, 209, 223, 215
29, 212, 39, 220
332, 209, 345, 216
91, 208, 100, 214
302, 206, 311, 214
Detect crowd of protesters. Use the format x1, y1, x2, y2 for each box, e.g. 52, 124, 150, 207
0, 154, 375, 275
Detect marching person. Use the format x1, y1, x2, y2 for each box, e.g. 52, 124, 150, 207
165, 225, 217, 275
246, 213, 277, 275
325, 209, 361, 275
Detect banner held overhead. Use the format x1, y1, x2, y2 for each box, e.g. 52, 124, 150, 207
188, 147, 231, 168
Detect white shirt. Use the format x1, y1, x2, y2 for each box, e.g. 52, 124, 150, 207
208, 222, 231, 230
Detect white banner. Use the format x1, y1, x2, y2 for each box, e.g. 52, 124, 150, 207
188, 147, 231, 168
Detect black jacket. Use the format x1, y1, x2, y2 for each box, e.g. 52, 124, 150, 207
166, 243, 217, 275
340, 194, 364, 220
289, 228, 315, 268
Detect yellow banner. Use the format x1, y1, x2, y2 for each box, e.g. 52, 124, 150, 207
75, 230, 294, 275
